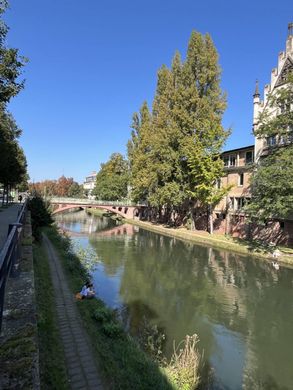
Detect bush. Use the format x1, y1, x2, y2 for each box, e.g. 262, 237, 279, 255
93, 307, 113, 323
101, 321, 123, 338
28, 195, 53, 240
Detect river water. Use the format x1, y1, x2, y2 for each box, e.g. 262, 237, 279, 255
55, 210, 293, 389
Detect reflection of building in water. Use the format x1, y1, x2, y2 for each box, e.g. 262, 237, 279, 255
95, 224, 137, 238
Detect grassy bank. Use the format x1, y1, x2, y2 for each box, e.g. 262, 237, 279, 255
86, 207, 123, 222
44, 225, 174, 390
124, 219, 293, 266
33, 242, 69, 389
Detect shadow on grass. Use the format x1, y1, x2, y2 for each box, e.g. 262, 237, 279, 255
44, 225, 174, 390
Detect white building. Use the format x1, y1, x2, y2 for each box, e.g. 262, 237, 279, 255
83, 171, 97, 199
253, 23, 293, 161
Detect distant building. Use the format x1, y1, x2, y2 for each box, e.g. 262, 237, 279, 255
83, 171, 97, 199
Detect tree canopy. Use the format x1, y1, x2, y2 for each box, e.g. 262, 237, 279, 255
0, 1, 28, 202
93, 153, 129, 201
29, 176, 83, 198
128, 31, 230, 230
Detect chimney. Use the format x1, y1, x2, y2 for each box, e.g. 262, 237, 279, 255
288, 22, 293, 37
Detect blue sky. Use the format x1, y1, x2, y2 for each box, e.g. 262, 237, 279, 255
4, 0, 293, 183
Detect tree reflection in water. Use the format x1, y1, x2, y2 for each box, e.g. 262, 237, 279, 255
57, 210, 293, 389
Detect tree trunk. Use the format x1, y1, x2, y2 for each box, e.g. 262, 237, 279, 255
208, 204, 213, 234
189, 204, 195, 231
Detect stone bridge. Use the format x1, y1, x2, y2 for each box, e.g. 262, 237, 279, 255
50, 197, 145, 219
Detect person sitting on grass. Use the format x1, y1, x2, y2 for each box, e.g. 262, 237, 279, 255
80, 281, 95, 299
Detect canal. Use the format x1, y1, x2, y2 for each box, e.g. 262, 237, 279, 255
55, 210, 293, 390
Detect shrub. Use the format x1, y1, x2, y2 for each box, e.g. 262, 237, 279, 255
101, 321, 123, 338
93, 307, 113, 323
28, 195, 53, 240
164, 334, 201, 390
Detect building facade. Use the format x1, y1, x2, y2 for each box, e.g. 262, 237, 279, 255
212, 145, 254, 235
209, 24, 293, 244
254, 23, 293, 161
83, 171, 97, 199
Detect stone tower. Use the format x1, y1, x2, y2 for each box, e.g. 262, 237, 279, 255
253, 23, 293, 161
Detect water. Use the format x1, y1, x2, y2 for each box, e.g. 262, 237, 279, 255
55, 210, 293, 389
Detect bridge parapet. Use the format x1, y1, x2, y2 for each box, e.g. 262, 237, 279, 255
49, 197, 146, 219
49, 197, 145, 207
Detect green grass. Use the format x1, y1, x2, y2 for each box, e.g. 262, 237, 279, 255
85, 207, 106, 217
44, 225, 174, 390
33, 242, 69, 389
86, 207, 123, 222
0, 324, 37, 388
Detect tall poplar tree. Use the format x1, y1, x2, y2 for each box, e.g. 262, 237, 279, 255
128, 102, 156, 203
174, 31, 230, 233
128, 31, 229, 231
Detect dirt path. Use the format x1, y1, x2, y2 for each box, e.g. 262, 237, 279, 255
42, 234, 104, 390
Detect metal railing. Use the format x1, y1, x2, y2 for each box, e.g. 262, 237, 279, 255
0, 200, 27, 331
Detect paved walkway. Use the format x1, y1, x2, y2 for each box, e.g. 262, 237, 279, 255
42, 234, 104, 390
0, 203, 22, 250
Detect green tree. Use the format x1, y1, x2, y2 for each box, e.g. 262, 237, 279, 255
247, 74, 293, 222
127, 103, 156, 203
147, 62, 185, 219
0, 1, 26, 104
93, 153, 129, 201
0, 2, 28, 202
0, 107, 27, 205
177, 32, 230, 233
128, 31, 229, 231
68, 182, 84, 198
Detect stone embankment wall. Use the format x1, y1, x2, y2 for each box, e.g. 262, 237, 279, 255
0, 212, 40, 389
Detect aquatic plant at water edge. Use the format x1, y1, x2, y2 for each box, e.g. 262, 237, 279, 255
164, 334, 201, 390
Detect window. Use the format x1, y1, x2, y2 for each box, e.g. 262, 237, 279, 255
223, 155, 236, 167
267, 135, 276, 147
245, 151, 253, 164
239, 173, 244, 186
229, 197, 234, 209
230, 155, 236, 166
216, 178, 221, 189
236, 197, 245, 210
279, 221, 285, 229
